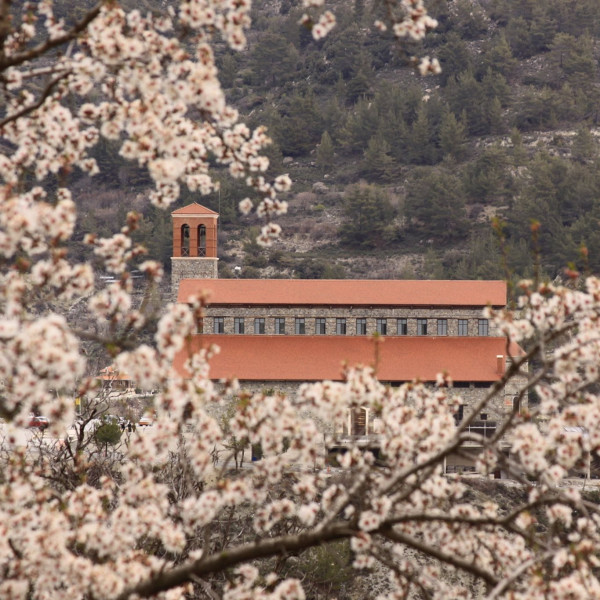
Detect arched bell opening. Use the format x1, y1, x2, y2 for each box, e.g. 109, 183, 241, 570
181, 224, 190, 256
197, 224, 206, 257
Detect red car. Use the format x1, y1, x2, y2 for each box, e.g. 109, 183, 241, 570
29, 416, 49, 429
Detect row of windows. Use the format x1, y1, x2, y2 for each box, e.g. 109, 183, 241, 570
215, 317, 490, 336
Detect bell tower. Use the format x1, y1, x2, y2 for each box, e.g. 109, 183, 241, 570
171, 202, 219, 296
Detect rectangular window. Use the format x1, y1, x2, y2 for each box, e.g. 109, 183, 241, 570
336, 318, 346, 335
213, 317, 224, 334
295, 318, 306, 335
437, 319, 447, 336
458, 319, 468, 336
254, 318, 265, 335
315, 318, 326, 335
478, 318, 489, 336
376, 318, 387, 335
356, 318, 367, 335
234, 317, 245, 334
275, 318, 286, 335
417, 318, 427, 336
397, 318, 408, 335
196, 317, 204, 334
513, 397, 521, 413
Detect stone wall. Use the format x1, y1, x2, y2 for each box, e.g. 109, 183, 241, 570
171, 257, 218, 297
226, 378, 521, 437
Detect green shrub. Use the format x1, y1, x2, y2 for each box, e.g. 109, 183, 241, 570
94, 422, 122, 448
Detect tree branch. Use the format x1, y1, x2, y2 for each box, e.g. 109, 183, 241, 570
114, 523, 356, 600
0, 0, 11, 54
379, 525, 500, 588
189, 575, 220, 600
0, 2, 104, 70
0, 71, 67, 129
486, 551, 554, 600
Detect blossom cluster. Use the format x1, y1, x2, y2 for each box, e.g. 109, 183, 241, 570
1, 1, 292, 247
12, 2, 600, 600
393, 0, 439, 41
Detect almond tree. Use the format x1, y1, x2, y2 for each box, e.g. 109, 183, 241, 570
11, 2, 600, 600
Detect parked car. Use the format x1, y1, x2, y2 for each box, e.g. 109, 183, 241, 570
29, 416, 49, 429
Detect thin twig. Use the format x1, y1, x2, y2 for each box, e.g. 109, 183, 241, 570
0, 71, 68, 129
486, 551, 554, 600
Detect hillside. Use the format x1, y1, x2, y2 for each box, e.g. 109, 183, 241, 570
73, 0, 600, 282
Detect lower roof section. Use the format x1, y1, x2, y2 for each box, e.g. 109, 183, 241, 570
173, 335, 523, 383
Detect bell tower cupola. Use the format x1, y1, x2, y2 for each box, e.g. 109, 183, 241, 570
171, 202, 219, 295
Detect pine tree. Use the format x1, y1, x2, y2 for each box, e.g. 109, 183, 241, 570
345, 68, 371, 104
510, 127, 527, 165
505, 17, 533, 58
479, 32, 517, 78
361, 133, 394, 181
250, 32, 299, 87
551, 33, 597, 87
274, 92, 324, 157
446, 71, 488, 135
462, 145, 512, 203
436, 32, 473, 85
407, 104, 437, 165
481, 68, 511, 106
530, 6, 557, 52
405, 168, 469, 243
339, 183, 395, 248
322, 97, 345, 142
487, 97, 504, 135
218, 53, 238, 88
572, 126, 598, 163
439, 109, 468, 161
316, 131, 335, 169
338, 97, 379, 154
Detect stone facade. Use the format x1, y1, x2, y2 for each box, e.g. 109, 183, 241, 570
234, 375, 524, 426
171, 257, 218, 296
202, 306, 497, 338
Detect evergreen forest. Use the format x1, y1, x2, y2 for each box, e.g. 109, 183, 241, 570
73, 0, 600, 283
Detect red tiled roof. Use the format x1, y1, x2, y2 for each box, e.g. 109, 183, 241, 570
173, 335, 523, 382
178, 279, 507, 307
171, 202, 219, 216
